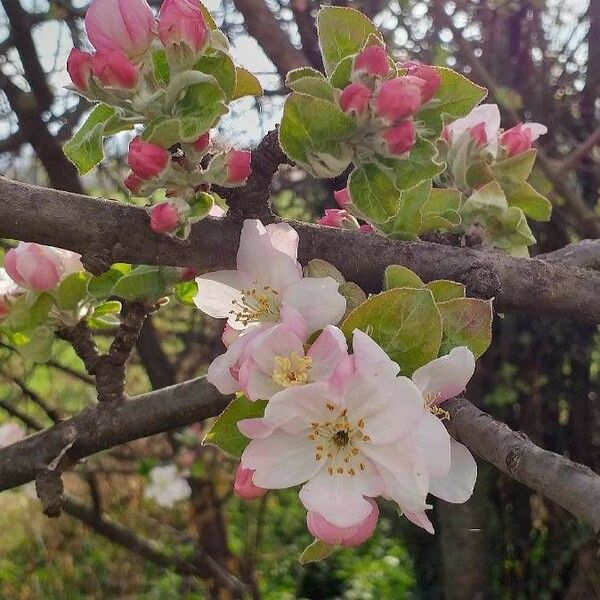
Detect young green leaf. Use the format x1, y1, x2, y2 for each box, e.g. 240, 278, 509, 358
425, 280, 466, 303
391, 136, 444, 190
299, 539, 335, 564
383, 265, 424, 290
57, 272, 90, 311
232, 67, 263, 99
348, 164, 401, 223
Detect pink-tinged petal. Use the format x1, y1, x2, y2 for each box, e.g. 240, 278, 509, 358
238, 417, 275, 439
308, 326, 348, 382
429, 439, 477, 503
362, 441, 429, 512
16, 245, 61, 291
413, 412, 451, 478
343, 372, 423, 444
194, 270, 244, 321
247, 324, 305, 374
447, 104, 501, 155
236, 220, 302, 290
281, 276, 346, 334
352, 329, 400, 378
265, 222, 299, 262
280, 304, 308, 341
263, 382, 335, 428
411, 346, 475, 405
59, 250, 83, 277
233, 466, 267, 499
206, 343, 246, 395
341, 500, 379, 546
3, 249, 26, 287
328, 355, 355, 396
222, 324, 239, 348
404, 509, 435, 534
242, 431, 321, 488
241, 358, 283, 400
524, 122, 547, 140
299, 460, 383, 528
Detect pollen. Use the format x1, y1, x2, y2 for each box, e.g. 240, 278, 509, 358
231, 283, 281, 326
272, 353, 313, 388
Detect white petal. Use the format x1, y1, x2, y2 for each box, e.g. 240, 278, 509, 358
343, 372, 423, 444
247, 324, 305, 374
429, 439, 477, 503
404, 510, 435, 534
448, 103, 500, 139
206, 347, 242, 394
524, 122, 547, 141
265, 222, 299, 261
299, 460, 383, 528
308, 326, 349, 381
281, 276, 346, 333
411, 346, 475, 404
263, 382, 334, 428
352, 329, 400, 378
194, 270, 243, 320
243, 363, 283, 400
242, 430, 321, 488
413, 413, 451, 478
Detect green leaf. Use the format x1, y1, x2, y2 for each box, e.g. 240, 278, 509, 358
437, 298, 493, 358
199, 1, 218, 29
188, 191, 214, 220
383, 265, 424, 290
112, 266, 167, 301
195, 50, 237, 99
417, 67, 487, 138
174, 81, 228, 142
174, 280, 198, 306
306, 259, 346, 285
348, 164, 401, 223
288, 76, 336, 102
329, 55, 354, 89
339, 281, 367, 319
232, 67, 263, 99
63, 104, 116, 174
506, 182, 552, 221
426, 280, 465, 302
88, 264, 130, 299
92, 300, 122, 317
279, 92, 356, 178
4, 292, 54, 331
492, 149, 536, 185
316, 7, 382, 75
286, 67, 325, 86
342, 287, 442, 375
142, 117, 184, 148
379, 180, 432, 239
299, 539, 335, 564
391, 136, 444, 190
9, 325, 54, 363
203, 396, 267, 458
57, 272, 90, 310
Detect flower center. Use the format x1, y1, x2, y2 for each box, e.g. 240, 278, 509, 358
272, 353, 313, 388
230, 283, 280, 326
307, 405, 371, 477
424, 392, 450, 420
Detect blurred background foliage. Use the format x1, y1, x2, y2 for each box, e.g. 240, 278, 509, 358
1, 0, 599, 598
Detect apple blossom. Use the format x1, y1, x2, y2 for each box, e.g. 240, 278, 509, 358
375, 76, 425, 121
67, 49, 93, 91
353, 45, 390, 77
150, 202, 180, 233
340, 82, 372, 115
399, 61, 441, 103
307, 498, 379, 546
501, 123, 547, 157
316, 209, 358, 229
0, 268, 23, 318
158, 0, 208, 54
91, 51, 139, 89
333, 188, 351, 209
127, 137, 170, 180
194, 219, 346, 334
144, 464, 191, 508
380, 120, 416, 155
0, 422, 25, 448
85, 0, 156, 59
4, 243, 83, 291
234, 466, 267, 499
444, 103, 501, 157
226, 150, 252, 184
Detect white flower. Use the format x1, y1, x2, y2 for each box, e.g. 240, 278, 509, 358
446, 103, 501, 157
194, 219, 346, 334
144, 464, 191, 508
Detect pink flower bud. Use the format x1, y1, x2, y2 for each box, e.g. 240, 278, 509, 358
4, 243, 64, 291
469, 122, 488, 147
128, 137, 170, 180
399, 61, 441, 103
124, 172, 143, 194
67, 49, 93, 91
381, 120, 416, 155
91, 51, 139, 89
340, 82, 372, 115
233, 466, 267, 500
334, 188, 351, 209
85, 0, 156, 59
500, 123, 546, 157
316, 209, 352, 228
354, 45, 390, 77
376, 76, 425, 121
226, 150, 252, 184
307, 499, 379, 547
359, 223, 376, 233
192, 132, 211, 154
150, 202, 180, 233
158, 0, 208, 53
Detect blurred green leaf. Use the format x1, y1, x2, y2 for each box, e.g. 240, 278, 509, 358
438, 298, 493, 358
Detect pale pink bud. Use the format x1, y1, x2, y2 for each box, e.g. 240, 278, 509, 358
67, 48, 93, 91
124, 172, 143, 194
469, 122, 488, 146
233, 466, 267, 500
91, 51, 139, 89
400, 61, 441, 103
226, 150, 252, 184
4, 244, 62, 291
128, 137, 170, 180
376, 76, 425, 121
500, 122, 546, 156
359, 223, 376, 233
316, 209, 352, 228
381, 120, 416, 155
340, 82, 371, 115
158, 0, 208, 53
334, 188, 351, 209
307, 499, 379, 547
354, 45, 390, 77
192, 132, 211, 154
150, 202, 180, 233
85, 0, 156, 59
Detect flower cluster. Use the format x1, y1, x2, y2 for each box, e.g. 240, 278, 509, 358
67, 0, 254, 238
193, 219, 477, 547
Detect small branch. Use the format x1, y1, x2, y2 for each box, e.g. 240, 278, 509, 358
3, 373, 63, 423
556, 126, 600, 174
537, 240, 600, 270
0, 397, 44, 431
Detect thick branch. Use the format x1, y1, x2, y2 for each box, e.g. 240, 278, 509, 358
2, 177, 600, 323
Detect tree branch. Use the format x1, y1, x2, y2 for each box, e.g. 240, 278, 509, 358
2, 176, 600, 323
